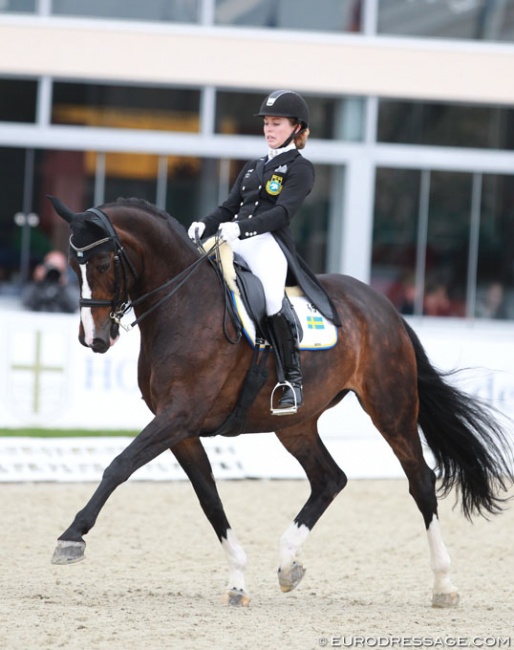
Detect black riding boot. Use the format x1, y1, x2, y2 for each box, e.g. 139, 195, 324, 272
267, 307, 303, 413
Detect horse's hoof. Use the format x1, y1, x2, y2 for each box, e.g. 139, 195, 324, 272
278, 561, 306, 593
221, 588, 251, 607
51, 540, 86, 565
432, 591, 460, 608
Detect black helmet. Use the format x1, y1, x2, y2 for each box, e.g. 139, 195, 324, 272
256, 90, 309, 129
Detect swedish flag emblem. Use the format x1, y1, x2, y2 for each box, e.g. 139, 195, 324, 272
306, 316, 325, 330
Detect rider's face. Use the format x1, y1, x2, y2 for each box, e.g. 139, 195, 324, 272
263, 116, 297, 149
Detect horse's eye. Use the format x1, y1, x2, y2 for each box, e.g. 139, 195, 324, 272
96, 260, 110, 274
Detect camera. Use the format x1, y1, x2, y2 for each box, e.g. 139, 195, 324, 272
43, 263, 62, 283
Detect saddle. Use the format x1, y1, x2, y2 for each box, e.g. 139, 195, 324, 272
232, 252, 303, 345
203, 238, 336, 351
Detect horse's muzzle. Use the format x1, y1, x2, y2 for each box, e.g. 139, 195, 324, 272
91, 337, 110, 353
78, 320, 119, 352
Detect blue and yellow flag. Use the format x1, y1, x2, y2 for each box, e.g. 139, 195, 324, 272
306, 315, 325, 330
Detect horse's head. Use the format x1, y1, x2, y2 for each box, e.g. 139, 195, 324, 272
48, 195, 135, 353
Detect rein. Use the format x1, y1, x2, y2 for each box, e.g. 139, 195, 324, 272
125, 240, 221, 331
74, 208, 242, 342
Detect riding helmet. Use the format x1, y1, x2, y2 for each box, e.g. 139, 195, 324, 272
256, 90, 310, 130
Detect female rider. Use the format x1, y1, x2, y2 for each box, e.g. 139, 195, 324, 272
188, 89, 340, 414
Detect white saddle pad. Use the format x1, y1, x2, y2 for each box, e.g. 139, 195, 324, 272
232, 290, 338, 351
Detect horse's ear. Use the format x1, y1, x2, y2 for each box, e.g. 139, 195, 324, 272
47, 195, 76, 224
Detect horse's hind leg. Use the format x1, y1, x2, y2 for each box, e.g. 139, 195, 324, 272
361, 385, 459, 607
403, 454, 459, 607
170, 437, 250, 607
274, 419, 347, 593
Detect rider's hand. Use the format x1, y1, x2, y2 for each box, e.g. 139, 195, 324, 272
218, 222, 241, 243
188, 222, 205, 240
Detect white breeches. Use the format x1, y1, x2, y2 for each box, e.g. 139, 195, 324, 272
231, 232, 287, 316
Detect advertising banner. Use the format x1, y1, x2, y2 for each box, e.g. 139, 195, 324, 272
1, 308, 513, 481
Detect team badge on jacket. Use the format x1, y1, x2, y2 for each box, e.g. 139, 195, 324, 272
266, 174, 283, 196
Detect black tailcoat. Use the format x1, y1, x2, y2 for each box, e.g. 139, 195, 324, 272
201, 149, 341, 325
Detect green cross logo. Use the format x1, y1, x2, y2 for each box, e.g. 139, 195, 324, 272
10, 330, 66, 414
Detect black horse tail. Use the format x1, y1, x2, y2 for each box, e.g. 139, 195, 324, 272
403, 319, 514, 520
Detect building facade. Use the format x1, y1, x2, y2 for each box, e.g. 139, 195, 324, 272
1, 0, 513, 323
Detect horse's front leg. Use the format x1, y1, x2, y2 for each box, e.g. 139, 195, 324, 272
51, 414, 183, 565
274, 421, 347, 593
170, 437, 251, 606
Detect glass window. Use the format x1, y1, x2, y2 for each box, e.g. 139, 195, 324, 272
425, 171, 472, 317
292, 164, 332, 273
475, 173, 514, 319
378, 99, 514, 150
371, 168, 421, 314
378, 0, 514, 42
36, 149, 95, 224
0, 0, 35, 13
34, 149, 95, 273
372, 167, 514, 320
103, 152, 159, 205
215, 0, 361, 32
0, 147, 93, 288
0, 148, 26, 286
52, 82, 201, 132
99, 152, 203, 225
51, 0, 198, 23
215, 91, 264, 137
0, 78, 38, 123
215, 91, 364, 141
166, 156, 204, 228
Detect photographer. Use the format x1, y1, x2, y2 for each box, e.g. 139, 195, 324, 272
22, 250, 78, 313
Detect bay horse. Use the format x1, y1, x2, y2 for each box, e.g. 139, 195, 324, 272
48, 195, 513, 608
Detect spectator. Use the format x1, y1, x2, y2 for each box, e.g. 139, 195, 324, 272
22, 250, 78, 313
423, 281, 452, 316
475, 281, 509, 320
397, 273, 417, 315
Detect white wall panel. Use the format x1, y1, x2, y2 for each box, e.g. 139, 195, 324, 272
0, 18, 513, 104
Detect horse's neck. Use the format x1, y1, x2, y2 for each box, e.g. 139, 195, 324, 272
119, 216, 217, 324
117, 213, 194, 283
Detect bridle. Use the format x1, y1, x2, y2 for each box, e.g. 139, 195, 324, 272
70, 207, 138, 330
71, 207, 240, 341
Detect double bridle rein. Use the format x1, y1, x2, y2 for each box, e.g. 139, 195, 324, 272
71, 207, 240, 341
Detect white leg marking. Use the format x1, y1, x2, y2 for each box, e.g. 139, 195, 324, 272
79, 265, 95, 346
279, 522, 310, 570
221, 529, 247, 592
427, 516, 458, 596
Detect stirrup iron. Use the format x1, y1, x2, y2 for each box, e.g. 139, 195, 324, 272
270, 380, 299, 416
